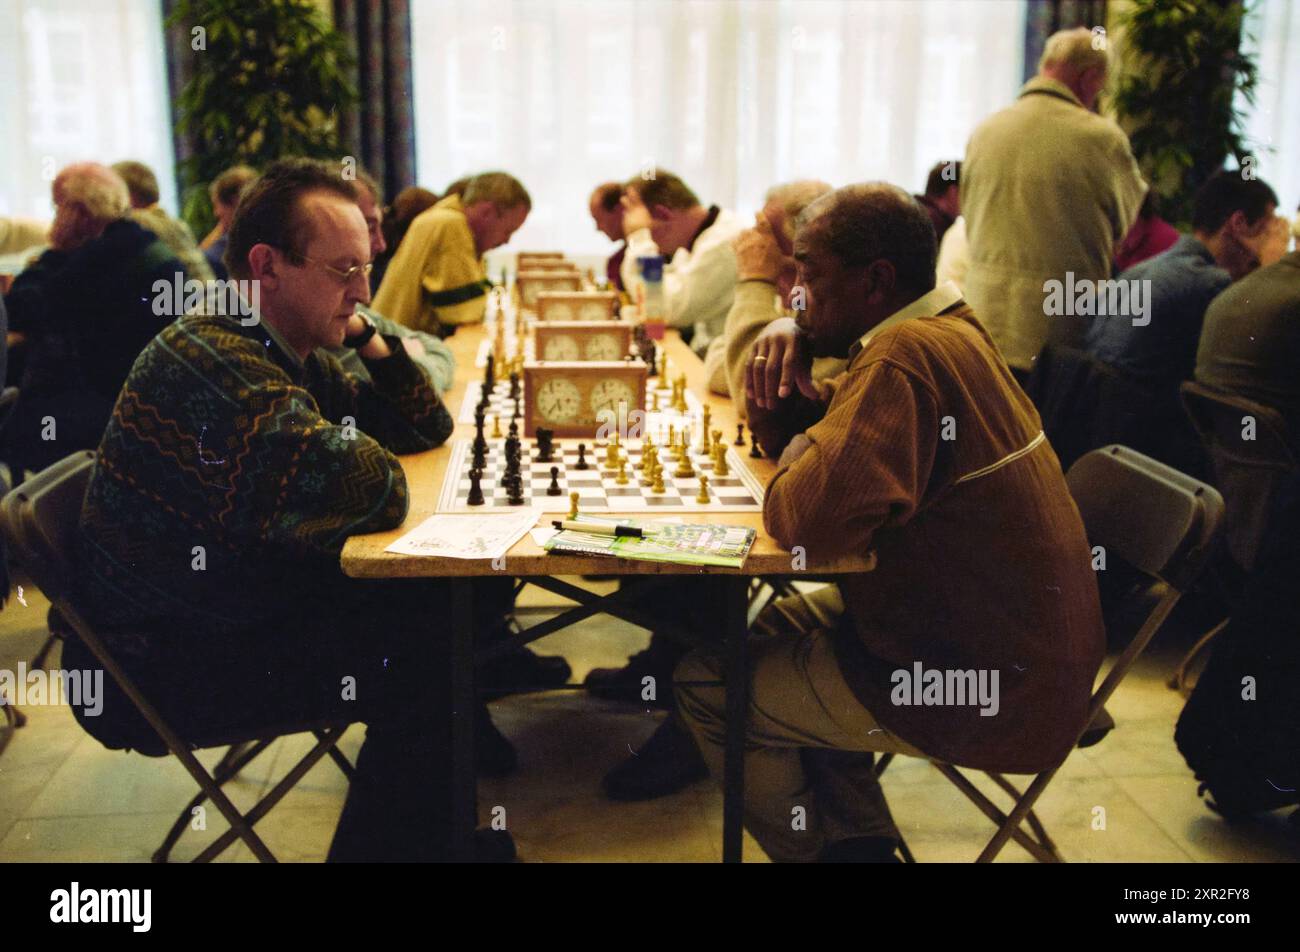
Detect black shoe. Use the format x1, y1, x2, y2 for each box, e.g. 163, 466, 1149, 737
819, 836, 902, 863
584, 645, 681, 708
480, 646, 572, 700
472, 828, 517, 863
477, 704, 518, 777
602, 717, 709, 801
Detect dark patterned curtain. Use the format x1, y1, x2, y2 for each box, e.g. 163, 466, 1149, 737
1024, 0, 1109, 81
161, 0, 199, 213
333, 0, 417, 203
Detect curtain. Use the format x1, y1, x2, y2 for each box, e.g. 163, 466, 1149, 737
410, 0, 1026, 257
161, 0, 198, 213
1239, 0, 1300, 217
0, 0, 177, 218
1023, 0, 1107, 81
333, 0, 418, 203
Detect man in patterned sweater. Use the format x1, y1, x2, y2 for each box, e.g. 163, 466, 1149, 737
70, 160, 511, 862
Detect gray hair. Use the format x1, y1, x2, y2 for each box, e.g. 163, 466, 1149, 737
763, 180, 833, 241
797, 183, 937, 295
463, 171, 531, 212
54, 162, 130, 223
1039, 26, 1109, 76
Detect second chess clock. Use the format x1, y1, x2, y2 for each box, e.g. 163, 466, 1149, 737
524, 361, 648, 438
534, 321, 632, 362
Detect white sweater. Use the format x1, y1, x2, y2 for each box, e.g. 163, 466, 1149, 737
621, 206, 744, 354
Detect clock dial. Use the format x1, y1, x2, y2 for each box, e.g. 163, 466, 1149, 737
542, 335, 581, 361
536, 378, 582, 423
547, 301, 576, 321
578, 301, 610, 321
584, 333, 622, 361
589, 379, 637, 418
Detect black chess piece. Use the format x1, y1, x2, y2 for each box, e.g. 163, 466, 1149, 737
509, 371, 520, 400
575, 442, 589, 470
749, 433, 763, 459
734, 423, 745, 446
484, 352, 496, 391
546, 466, 562, 496
512, 395, 521, 421
508, 419, 519, 439
535, 428, 554, 462
467, 468, 485, 506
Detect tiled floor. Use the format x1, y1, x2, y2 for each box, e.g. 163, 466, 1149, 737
1, 578, 1297, 863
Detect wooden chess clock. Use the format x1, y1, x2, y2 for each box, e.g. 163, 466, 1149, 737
516, 251, 565, 268
534, 291, 619, 322
516, 270, 583, 310
535, 321, 633, 362
523, 361, 648, 437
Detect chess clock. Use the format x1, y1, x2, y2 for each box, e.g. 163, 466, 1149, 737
516, 270, 584, 310
534, 291, 619, 322
524, 361, 648, 437
534, 321, 633, 362
516, 251, 566, 269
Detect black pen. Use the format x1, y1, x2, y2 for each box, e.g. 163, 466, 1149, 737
552, 520, 644, 538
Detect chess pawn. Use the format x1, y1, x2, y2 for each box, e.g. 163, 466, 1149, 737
696, 475, 710, 504
615, 459, 628, 485
492, 415, 502, 438
674, 449, 695, 479
734, 422, 745, 447
651, 469, 666, 494
569, 491, 580, 520
605, 434, 620, 469
651, 390, 660, 413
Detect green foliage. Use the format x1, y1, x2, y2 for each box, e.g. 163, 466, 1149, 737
167, 0, 357, 237
1110, 0, 1259, 228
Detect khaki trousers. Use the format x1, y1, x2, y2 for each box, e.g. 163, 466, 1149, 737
675, 584, 925, 862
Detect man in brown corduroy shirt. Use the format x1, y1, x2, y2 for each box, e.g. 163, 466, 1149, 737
676, 183, 1105, 863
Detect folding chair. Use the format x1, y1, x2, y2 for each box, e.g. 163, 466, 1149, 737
878, 445, 1223, 862
1171, 383, 1298, 692
0, 451, 356, 862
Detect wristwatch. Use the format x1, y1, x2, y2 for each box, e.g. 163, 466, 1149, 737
343, 312, 378, 349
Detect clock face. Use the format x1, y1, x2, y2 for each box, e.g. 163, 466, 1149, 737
542, 335, 581, 361
589, 379, 637, 418
536, 378, 582, 423
584, 333, 622, 361
578, 301, 610, 321
546, 301, 576, 322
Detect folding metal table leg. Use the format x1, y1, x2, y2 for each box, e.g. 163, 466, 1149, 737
722, 575, 749, 863
451, 580, 477, 862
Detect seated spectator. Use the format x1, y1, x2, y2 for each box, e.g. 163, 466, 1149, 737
620, 169, 743, 356
332, 167, 455, 393
1197, 244, 1300, 436
702, 180, 840, 405
70, 159, 515, 862
112, 159, 214, 283
373, 185, 438, 293
201, 165, 258, 280
676, 183, 1104, 862
2, 162, 189, 473
1087, 172, 1284, 384
913, 160, 961, 245
1114, 190, 1180, 272
373, 171, 530, 335
589, 182, 626, 291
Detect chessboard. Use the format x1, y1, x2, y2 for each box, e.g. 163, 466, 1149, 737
436, 437, 766, 513
457, 376, 703, 425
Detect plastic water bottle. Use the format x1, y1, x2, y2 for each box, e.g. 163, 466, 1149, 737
638, 255, 665, 341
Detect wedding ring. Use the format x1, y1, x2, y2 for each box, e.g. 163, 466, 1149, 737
753, 356, 768, 364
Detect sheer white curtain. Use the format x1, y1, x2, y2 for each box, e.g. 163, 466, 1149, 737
1240, 0, 1300, 216
0, 0, 177, 220
411, 0, 1026, 257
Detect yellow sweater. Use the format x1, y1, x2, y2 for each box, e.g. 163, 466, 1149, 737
372, 194, 491, 333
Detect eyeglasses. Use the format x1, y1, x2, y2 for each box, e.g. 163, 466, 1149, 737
294, 254, 374, 286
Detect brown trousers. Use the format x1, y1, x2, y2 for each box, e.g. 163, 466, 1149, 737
675, 584, 925, 862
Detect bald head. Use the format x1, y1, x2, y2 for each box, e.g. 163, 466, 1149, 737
762, 179, 833, 254
590, 181, 625, 241
50, 162, 130, 251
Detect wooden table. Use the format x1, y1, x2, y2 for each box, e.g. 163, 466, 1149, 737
341, 319, 873, 862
